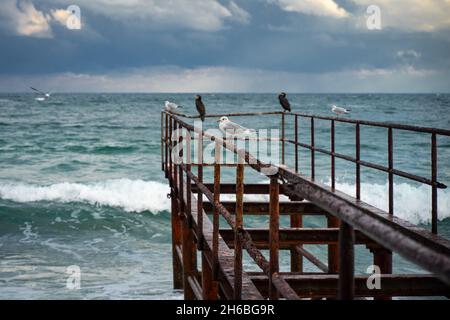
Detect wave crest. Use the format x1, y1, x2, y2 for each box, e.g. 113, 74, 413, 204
330, 181, 450, 225
0, 179, 449, 224
0, 179, 170, 214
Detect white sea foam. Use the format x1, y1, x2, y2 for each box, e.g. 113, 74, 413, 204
0, 179, 448, 224
0, 179, 170, 214
329, 181, 450, 225
221, 181, 450, 225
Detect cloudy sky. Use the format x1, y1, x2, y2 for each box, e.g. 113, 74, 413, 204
1, 0, 449, 92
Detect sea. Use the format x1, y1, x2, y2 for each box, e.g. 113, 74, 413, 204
0, 93, 449, 299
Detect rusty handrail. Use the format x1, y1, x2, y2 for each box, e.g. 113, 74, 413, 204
168, 111, 283, 119
285, 139, 447, 189
168, 111, 299, 299
167, 112, 277, 176
162, 109, 450, 301
286, 112, 450, 136
164, 111, 450, 285
169, 110, 450, 136
183, 163, 300, 299
171, 109, 449, 235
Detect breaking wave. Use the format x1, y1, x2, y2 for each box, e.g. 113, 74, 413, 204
0, 179, 170, 214
0, 179, 449, 224
330, 181, 450, 225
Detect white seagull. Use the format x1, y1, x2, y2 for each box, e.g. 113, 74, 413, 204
164, 101, 182, 113
218, 116, 255, 136
331, 105, 350, 115
31, 87, 51, 99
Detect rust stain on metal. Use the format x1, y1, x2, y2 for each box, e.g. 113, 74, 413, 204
160, 110, 450, 300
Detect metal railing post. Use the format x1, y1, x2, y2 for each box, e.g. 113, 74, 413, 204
281, 113, 285, 165
294, 115, 299, 172
388, 128, 394, 215
331, 120, 335, 189
311, 118, 315, 180
169, 116, 173, 186
269, 176, 280, 300
431, 133, 438, 234
234, 161, 244, 299
356, 124, 361, 200
338, 222, 355, 300
197, 131, 204, 249
212, 140, 221, 280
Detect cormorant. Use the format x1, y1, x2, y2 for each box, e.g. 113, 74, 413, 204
278, 92, 291, 112
195, 95, 206, 121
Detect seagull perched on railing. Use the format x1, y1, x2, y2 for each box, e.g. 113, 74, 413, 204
278, 92, 291, 112
195, 95, 206, 121
164, 101, 182, 113
218, 116, 255, 136
331, 105, 350, 115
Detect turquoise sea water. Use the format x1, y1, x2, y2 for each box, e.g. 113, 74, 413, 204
0, 93, 449, 299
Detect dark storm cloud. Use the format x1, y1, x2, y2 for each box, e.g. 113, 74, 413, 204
0, 0, 449, 92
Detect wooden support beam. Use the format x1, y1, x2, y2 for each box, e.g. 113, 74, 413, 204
338, 222, 355, 300
220, 228, 375, 247
277, 166, 450, 286
250, 274, 450, 299
165, 113, 450, 300
269, 176, 280, 300
192, 183, 308, 196
234, 163, 244, 299
181, 213, 196, 299
187, 276, 203, 300
295, 245, 328, 273
290, 215, 303, 272
201, 251, 218, 300
185, 180, 263, 300
327, 215, 340, 274
212, 141, 221, 281
170, 180, 183, 289
370, 245, 393, 300
202, 201, 327, 215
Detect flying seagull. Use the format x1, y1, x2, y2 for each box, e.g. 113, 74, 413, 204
331, 105, 351, 115
195, 95, 206, 121
218, 116, 255, 136
278, 92, 291, 112
164, 101, 182, 113
30, 87, 51, 98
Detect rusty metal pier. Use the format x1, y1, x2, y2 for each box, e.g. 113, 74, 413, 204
161, 110, 450, 300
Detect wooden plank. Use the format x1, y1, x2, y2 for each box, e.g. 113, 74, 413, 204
193, 183, 312, 196
202, 201, 327, 215
220, 228, 375, 247
201, 251, 218, 300
184, 181, 263, 300
250, 274, 450, 298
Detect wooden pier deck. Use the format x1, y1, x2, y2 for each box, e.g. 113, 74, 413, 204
161, 110, 450, 300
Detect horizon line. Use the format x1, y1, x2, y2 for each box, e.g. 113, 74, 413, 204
1, 92, 449, 95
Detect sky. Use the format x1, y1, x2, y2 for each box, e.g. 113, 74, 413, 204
0, 0, 450, 93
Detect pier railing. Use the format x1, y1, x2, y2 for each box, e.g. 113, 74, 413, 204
283, 112, 449, 235
161, 110, 450, 300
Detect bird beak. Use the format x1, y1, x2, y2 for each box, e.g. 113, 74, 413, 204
216, 120, 220, 123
